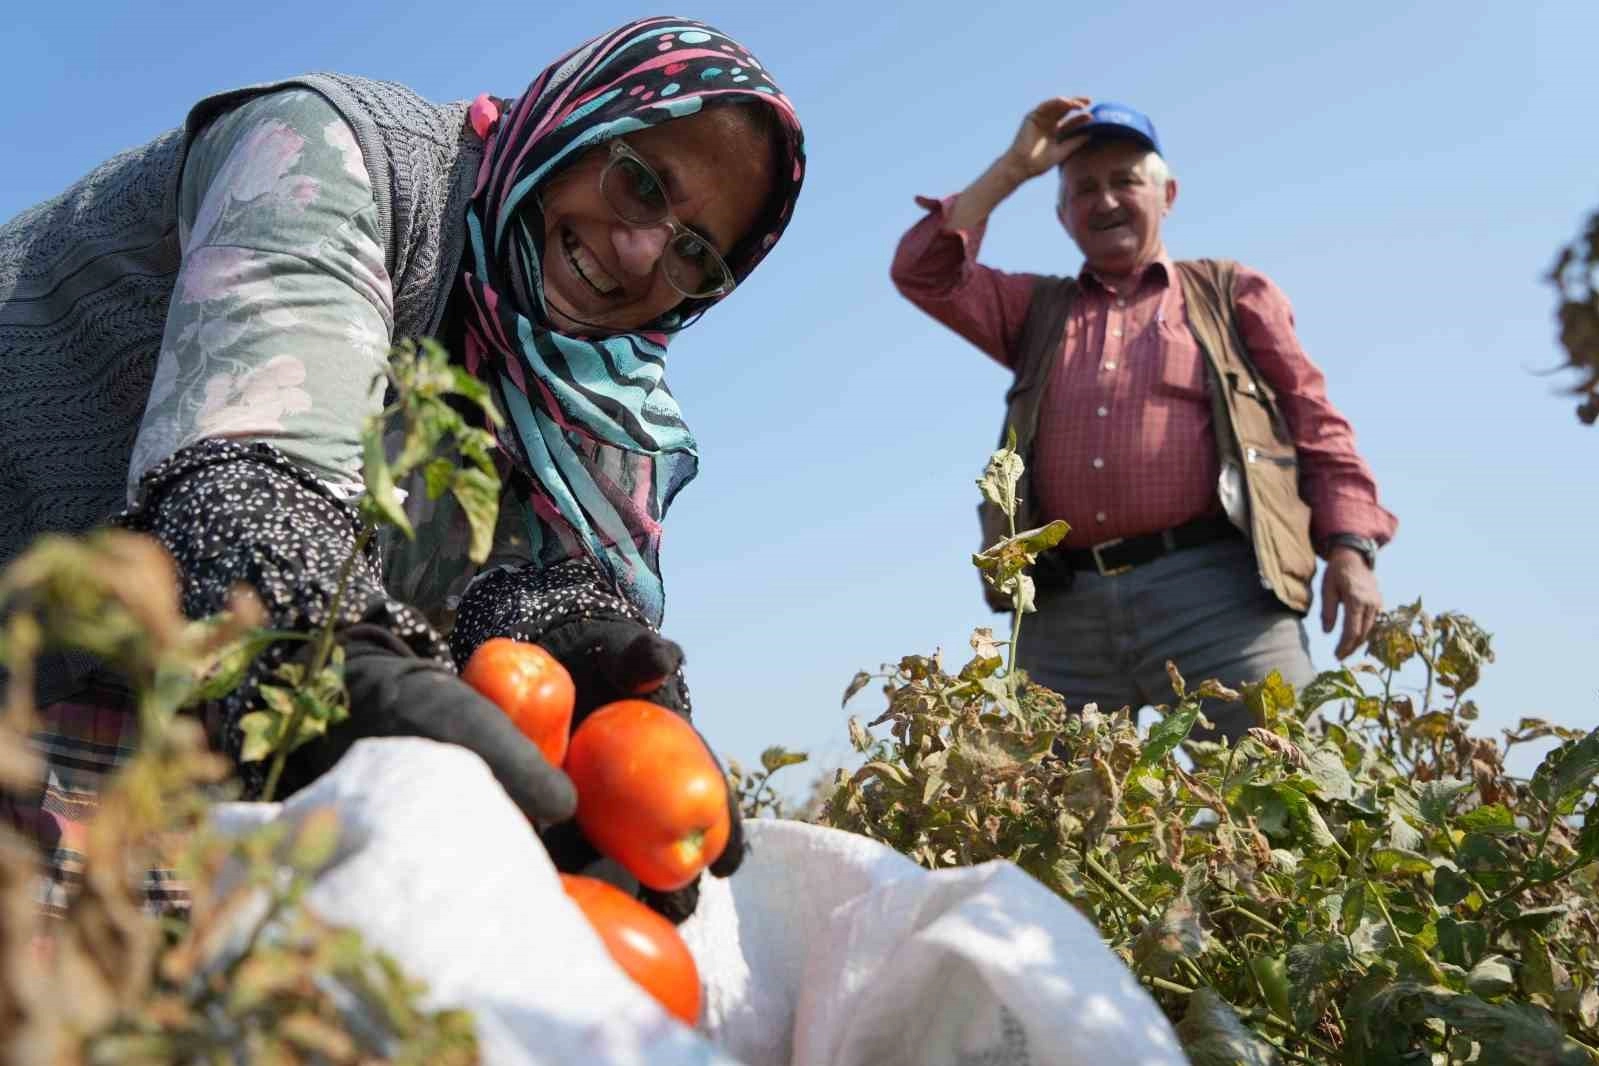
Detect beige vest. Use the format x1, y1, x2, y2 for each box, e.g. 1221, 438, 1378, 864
977, 258, 1316, 614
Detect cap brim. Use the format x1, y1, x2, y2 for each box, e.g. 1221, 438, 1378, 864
1067, 122, 1158, 154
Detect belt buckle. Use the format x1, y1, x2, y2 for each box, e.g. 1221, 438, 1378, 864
1090, 538, 1132, 577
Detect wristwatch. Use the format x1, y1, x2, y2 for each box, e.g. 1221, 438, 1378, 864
1325, 533, 1378, 570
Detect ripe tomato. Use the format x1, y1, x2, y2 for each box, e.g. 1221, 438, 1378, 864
461, 638, 575, 767
560, 873, 702, 1026
564, 700, 730, 891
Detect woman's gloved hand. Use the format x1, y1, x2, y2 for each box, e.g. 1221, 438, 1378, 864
274, 624, 577, 826
532, 617, 746, 924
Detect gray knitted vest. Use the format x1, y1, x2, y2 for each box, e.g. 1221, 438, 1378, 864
0, 72, 482, 569
0, 73, 482, 701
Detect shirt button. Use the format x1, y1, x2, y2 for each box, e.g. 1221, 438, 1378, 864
1111, 328, 1123, 338
1116, 298, 1127, 308
1096, 511, 1108, 523
1096, 405, 1108, 417
1105, 361, 1118, 370
1092, 457, 1104, 469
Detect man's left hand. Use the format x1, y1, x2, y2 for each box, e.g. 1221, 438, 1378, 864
1320, 548, 1382, 659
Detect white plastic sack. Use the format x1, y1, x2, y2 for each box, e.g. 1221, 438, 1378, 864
212, 738, 1187, 1066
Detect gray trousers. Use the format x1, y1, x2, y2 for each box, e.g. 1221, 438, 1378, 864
1015, 536, 1316, 741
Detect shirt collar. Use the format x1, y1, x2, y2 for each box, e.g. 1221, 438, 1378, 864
1078, 253, 1175, 294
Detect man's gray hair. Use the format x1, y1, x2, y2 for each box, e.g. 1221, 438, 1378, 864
1057, 147, 1175, 194
1141, 151, 1173, 186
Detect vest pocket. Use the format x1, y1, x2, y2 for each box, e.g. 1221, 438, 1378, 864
1228, 372, 1293, 445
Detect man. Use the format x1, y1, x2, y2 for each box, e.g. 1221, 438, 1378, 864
891, 97, 1396, 738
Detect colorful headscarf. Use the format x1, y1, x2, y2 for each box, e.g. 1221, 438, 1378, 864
461, 16, 805, 624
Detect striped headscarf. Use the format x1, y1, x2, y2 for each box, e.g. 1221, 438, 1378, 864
461, 16, 805, 624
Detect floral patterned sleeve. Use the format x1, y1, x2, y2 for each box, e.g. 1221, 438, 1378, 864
128, 88, 393, 499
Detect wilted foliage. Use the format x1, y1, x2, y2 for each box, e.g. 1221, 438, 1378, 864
0, 340, 488, 1063
816, 442, 1599, 1065
1550, 209, 1599, 425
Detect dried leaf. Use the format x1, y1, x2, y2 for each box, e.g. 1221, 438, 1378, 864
842, 671, 873, 707
1175, 988, 1282, 1066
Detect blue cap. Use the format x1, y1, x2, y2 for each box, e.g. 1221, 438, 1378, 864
1071, 101, 1162, 156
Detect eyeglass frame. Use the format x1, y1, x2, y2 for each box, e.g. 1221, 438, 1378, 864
597, 139, 738, 301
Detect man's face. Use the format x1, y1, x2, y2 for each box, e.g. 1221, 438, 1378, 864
1056, 138, 1176, 277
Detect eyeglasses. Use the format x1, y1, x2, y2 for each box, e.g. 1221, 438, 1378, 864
599, 140, 736, 300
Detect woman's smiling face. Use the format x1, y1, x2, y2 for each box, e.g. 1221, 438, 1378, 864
536, 106, 775, 335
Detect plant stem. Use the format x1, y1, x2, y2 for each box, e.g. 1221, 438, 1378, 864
1085, 853, 1153, 919
1148, 976, 1193, 996
1213, 903, 1283, 936
1240, 1007, 1343, 1059
1486, 817, 1571, 910
1364, 878, 1406, 946
261, 525, 374, 802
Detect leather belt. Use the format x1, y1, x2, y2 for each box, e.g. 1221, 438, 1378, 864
1046, 515, 1241, 579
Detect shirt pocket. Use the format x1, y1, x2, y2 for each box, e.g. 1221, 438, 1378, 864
1150, 318, 1211, 402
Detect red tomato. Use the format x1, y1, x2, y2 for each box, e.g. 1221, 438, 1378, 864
560, 873, 702, 1025
461, 638, 575, 767
564, 700, 731, 891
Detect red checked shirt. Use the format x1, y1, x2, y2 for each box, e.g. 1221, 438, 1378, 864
891, 195, 1397, 551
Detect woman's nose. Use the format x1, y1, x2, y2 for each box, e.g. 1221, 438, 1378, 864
611, 223, 671, 278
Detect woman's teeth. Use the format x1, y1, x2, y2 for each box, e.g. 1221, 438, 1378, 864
563, 231, 620, 295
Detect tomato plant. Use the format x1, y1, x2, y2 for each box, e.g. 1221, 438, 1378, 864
565, 700, 730, 891
561, 874, 701, 1026
462, 637, 575, 766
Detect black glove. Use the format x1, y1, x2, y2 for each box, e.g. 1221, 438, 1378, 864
533, 617, 745, 924
273, 624, 577, 825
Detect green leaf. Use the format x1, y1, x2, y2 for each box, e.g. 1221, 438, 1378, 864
1434, 865, 1478, 908
1249, 955, 1292, 1022
447, 363, 499, 422
1457, 832, 1512, 878
1301, 744, 1356, 801
1286, 939, 1351, 1029
1241, 671, 1297, 729
238, 711, 281, 764
1370, 847, 1435, 877
1340, 881, 1367, 935
1455, 803, 1519, 834
759, 747, 808, 774
1174, 988, 1282, 1066
1530, 729, 1599, 815
976, 447, 1024, 515
1138, 702, 1201, 768
1437, 916, 1489, 969
1519, 932, 1558, 999
190, 629, 284, 703
853, 760, 910, 788
450, 467, 500, 566
361, 429, 413, 538
1423, 990, 1593, 1065
1273, 784, 1338, 849
1577, 800, 1599, 864
422, 457, 455, 500
1298, 667, 1363, 712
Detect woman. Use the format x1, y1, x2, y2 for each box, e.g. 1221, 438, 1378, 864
0, 15, 806, 923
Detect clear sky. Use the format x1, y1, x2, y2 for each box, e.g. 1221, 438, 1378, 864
6, 1, 1596, 790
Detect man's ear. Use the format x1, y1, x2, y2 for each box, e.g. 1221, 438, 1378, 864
1164, 177, 1180, 214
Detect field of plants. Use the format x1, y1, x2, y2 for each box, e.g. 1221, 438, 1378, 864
0, 331, 1595, 1064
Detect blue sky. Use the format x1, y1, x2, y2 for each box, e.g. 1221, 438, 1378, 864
6, 1, 1596, 789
